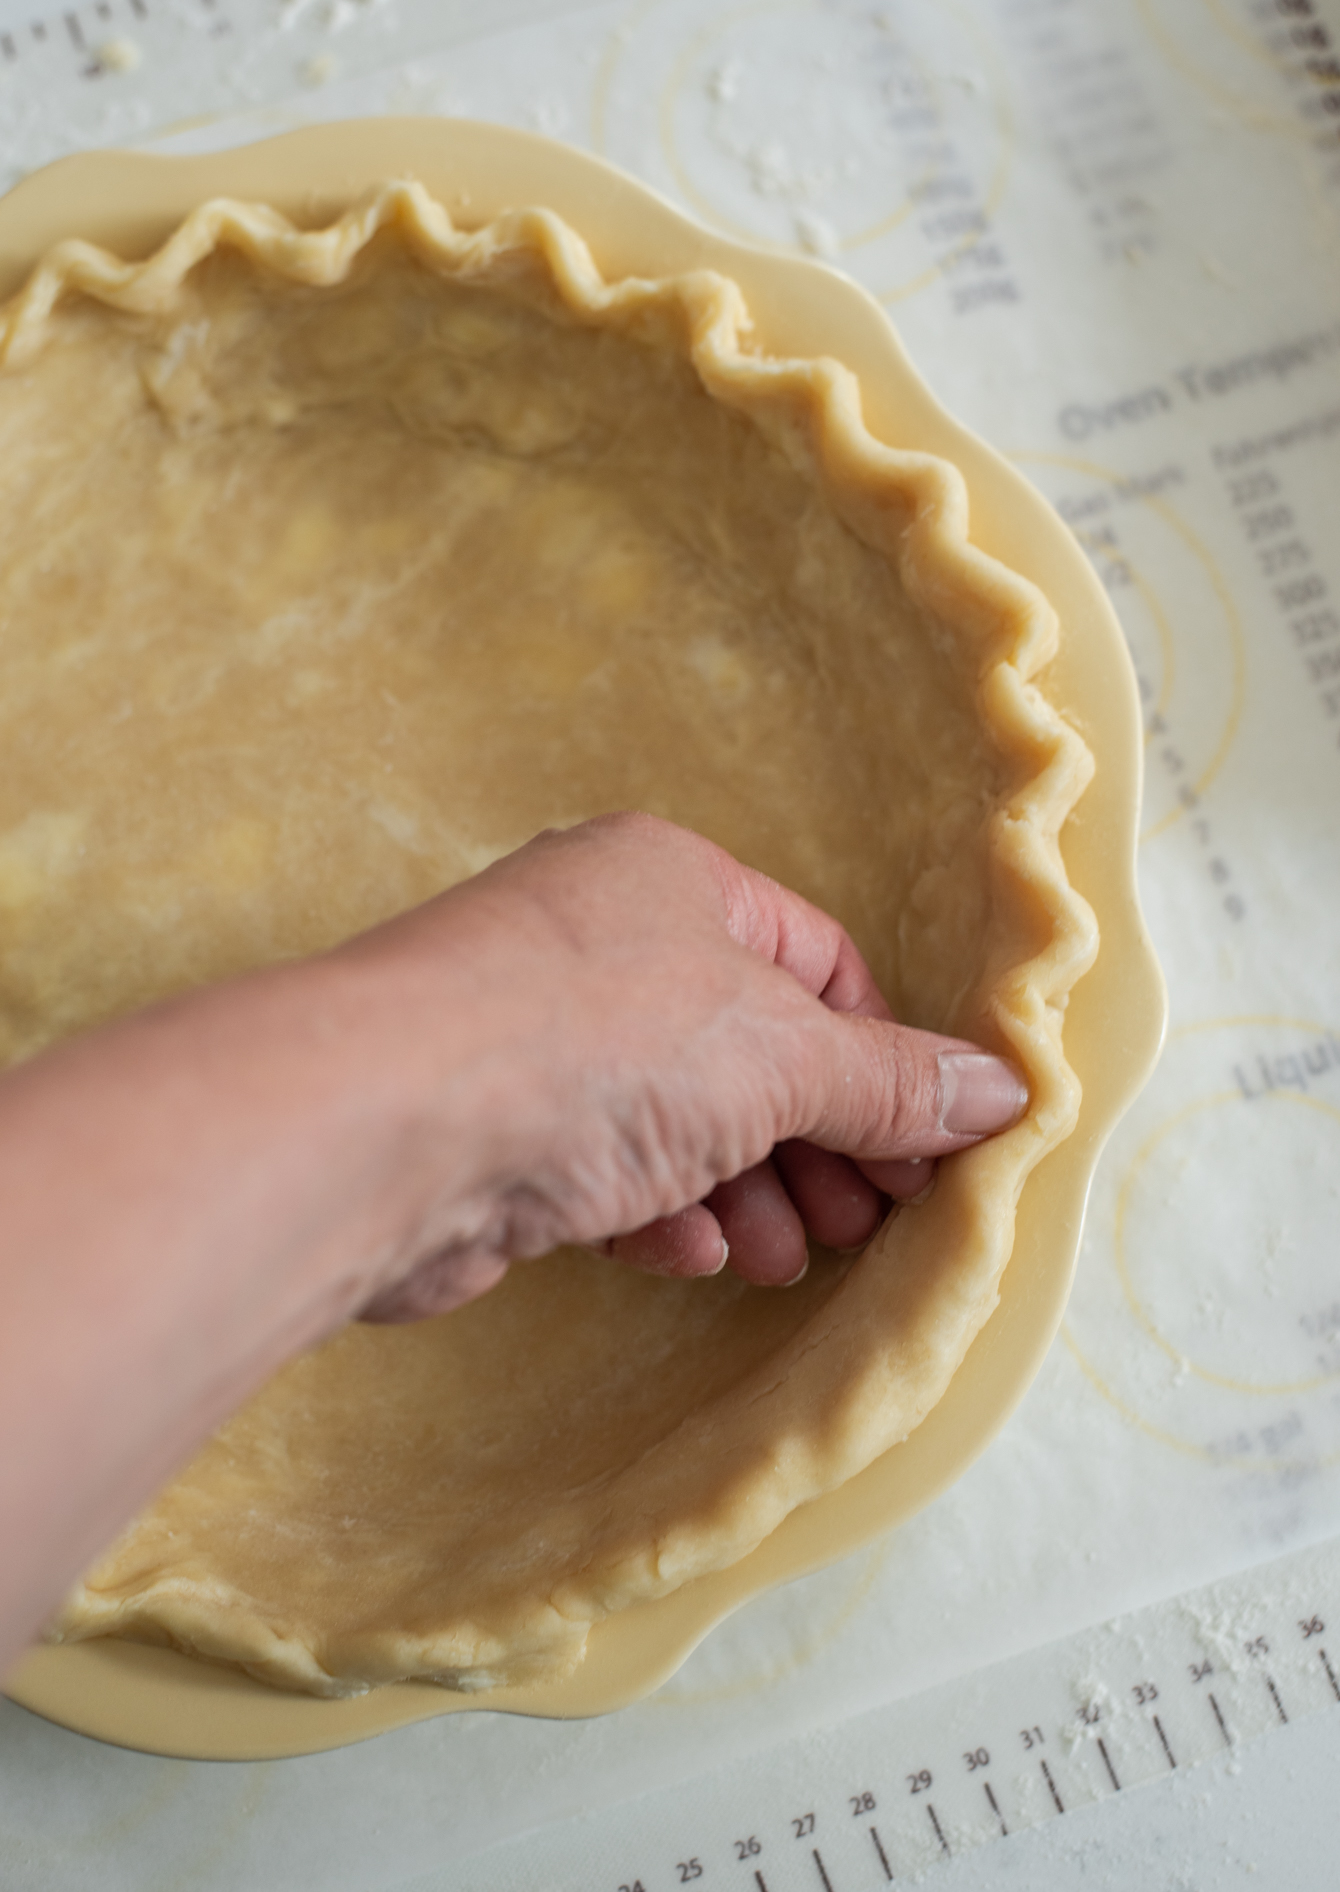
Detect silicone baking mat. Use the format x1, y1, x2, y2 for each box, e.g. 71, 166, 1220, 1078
0, 1, 1337, 1885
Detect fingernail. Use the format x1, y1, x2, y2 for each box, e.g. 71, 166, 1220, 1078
782, 1257, 809, 1286
937, 1052, 1029, 1136
710, 1238, 730, 1276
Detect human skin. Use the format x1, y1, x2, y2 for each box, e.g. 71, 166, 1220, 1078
0, 813, 1024, 1680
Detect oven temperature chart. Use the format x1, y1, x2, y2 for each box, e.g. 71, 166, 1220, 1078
459, 1535, 1340, 1890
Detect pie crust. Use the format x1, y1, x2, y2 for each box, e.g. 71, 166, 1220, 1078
0, 182, 1097, 1696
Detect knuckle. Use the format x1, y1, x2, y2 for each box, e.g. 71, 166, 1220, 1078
882, 1027, 939, 1147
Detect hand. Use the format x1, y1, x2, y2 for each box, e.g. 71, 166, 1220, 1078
0, 811, 1026, 1669
347, 813, 1026, 1319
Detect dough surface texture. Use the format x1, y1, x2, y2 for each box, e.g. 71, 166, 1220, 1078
0, 183, 1097, 1696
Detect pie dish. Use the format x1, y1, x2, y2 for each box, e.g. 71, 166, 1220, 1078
0, 121, 1162, 1754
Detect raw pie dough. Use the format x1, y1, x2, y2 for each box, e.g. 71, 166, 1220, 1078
0, 183, 1097, 1696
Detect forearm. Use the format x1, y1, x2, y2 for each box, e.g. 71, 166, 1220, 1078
0, 948, 501, 1675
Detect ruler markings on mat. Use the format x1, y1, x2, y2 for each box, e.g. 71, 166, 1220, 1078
454, 1537, 1340, 1890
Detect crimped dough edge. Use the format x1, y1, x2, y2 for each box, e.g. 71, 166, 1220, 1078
11, 180, 1100, 1696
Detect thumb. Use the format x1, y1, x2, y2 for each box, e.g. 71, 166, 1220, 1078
799, 1013, 1029, 1175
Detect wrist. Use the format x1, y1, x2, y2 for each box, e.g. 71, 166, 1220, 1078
233, 930, 560, 1320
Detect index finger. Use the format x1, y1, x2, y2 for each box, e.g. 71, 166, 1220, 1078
710, 853, 895, 1023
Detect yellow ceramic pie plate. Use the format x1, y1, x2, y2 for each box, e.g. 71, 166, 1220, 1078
1, 118, 1165, 1760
